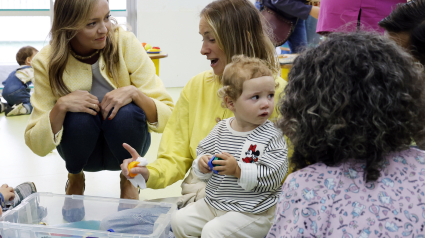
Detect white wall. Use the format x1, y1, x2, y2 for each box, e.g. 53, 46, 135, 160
137, 0, 257, 88
137, 0, 210, 87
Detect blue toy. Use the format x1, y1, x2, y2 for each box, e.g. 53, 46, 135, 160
208, 156, 223, 174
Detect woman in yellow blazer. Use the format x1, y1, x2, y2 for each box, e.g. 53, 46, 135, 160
121, 0, 290, 206
25, 0, 174, 200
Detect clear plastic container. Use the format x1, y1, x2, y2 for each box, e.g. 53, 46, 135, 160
0, 192, 177, 238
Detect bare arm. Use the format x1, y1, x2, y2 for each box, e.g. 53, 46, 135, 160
132, 88, 158, 123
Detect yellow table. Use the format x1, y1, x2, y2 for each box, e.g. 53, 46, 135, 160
148, 52, 168, 76
279, 54, 298, 81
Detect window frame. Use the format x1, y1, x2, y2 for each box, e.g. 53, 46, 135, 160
0, 0, 137, 35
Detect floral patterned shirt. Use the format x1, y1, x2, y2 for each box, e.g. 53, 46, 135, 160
267, 148, 425, 238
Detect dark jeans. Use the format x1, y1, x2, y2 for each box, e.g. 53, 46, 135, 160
2, 87, 33, 112
57, 103, 151, 173
305, 15, 321, 47
287, 19, 307, 54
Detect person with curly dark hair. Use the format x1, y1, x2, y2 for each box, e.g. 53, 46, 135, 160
379, 0, 425, 66
379, 0, 425, 150
267, 32, 425, 237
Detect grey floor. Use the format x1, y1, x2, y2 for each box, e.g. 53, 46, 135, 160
0, 87, 184, 201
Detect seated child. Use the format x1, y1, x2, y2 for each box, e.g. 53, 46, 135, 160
1, 46, 38, 116
171, 55, 289, 238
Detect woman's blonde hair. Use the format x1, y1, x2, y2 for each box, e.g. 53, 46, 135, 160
49, 0, 119, 97
201, 0, 279, 81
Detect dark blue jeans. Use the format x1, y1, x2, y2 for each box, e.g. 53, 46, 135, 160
2, 87, 33, 112
57, 103, 151, 173
287, 19, 307, 54
305, 15, 321, 47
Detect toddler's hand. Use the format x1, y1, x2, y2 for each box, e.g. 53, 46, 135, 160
213, 152, 241, 178
0, 184, 15, 202
199, 155, 213, 174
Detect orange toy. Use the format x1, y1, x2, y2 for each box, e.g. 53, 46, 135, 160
142, 42, 147, 47
128, 161, 140, 177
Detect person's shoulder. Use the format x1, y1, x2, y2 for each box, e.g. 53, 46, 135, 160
388, 148, 425, 167
182, 70, 216, 93
290, 163, 342, 179
115, 26, 134, 39
32, 45, 52, 68
285, 163, 343, 194
259, 120, 282, 137
274, 75, 287, 93
114, 27, 139, 48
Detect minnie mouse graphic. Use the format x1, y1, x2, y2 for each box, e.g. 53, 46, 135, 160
243, 144, 260, 163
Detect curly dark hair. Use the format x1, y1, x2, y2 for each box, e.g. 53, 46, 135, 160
279, 32, 425, 182
379, 0, 425, 65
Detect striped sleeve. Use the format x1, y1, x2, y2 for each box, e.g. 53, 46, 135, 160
192, 121, 223, 180
253, 128, 289, 193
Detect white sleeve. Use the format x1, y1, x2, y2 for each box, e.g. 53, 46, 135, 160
53, 129, 63, 144
237, 162, 258, 191
192, 155, 213, 181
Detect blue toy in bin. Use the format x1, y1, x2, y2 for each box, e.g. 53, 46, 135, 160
208, 156, 223, 174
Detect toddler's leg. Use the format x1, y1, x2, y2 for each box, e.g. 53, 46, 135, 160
171, 199, 215, 238
201, 205, 276, 238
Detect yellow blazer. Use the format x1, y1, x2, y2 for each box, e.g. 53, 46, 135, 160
25, 28, 174, 156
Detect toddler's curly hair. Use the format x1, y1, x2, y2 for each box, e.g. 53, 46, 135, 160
279, 32, 425, 182
218, 55, 276, 107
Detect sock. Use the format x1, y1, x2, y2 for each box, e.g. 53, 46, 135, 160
22, 104, 31, 114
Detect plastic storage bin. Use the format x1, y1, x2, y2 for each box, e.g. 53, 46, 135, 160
0, 192, 177, 238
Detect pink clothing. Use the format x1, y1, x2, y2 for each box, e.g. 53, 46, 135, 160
317, 0, 405, 34
267, 148, 425, 237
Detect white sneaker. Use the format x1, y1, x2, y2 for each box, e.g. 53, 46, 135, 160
5, 103, 28, 116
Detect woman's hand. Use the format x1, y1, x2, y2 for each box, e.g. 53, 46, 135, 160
100, 86, 139, 120
120, 143, 150, 181
57, 90, 100, 115
199, 155, 213, 174
213, 152, 241, 178
0, 184, 15, 202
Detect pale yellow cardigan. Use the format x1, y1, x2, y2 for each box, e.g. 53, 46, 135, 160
25, 29, 174, 156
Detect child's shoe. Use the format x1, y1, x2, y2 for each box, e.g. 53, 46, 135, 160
5, 103, 28, 116
0, 102, 10, 113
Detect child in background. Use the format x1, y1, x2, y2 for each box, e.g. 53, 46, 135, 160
171, 55, 289, 238
1, 46, 38, 116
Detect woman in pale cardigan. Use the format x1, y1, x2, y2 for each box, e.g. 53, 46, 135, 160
25, 0, 174, 199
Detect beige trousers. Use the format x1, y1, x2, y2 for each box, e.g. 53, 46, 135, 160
171, 198, 275, 238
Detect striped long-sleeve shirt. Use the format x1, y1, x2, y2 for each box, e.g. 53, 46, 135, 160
192, 117, 288, 214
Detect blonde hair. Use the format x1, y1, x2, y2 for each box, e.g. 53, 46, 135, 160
218, 55, 275, 107
49, 0, 119, 97
16, 46, 38, 65
200, 0, 279, 82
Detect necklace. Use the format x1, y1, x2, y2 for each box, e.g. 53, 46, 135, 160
69, 49, 99, 60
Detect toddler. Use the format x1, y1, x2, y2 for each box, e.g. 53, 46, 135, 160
1, 46, 38, 116
171, 55, 289, 238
